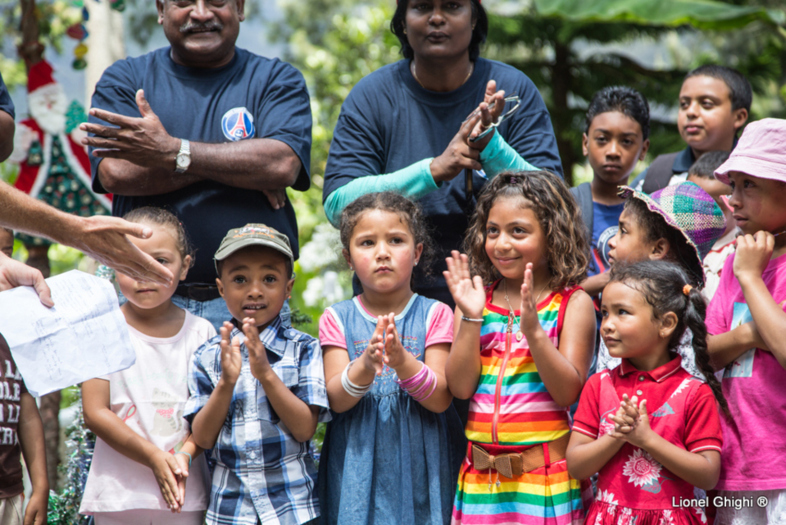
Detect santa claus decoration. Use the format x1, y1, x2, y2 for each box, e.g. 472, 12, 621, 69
9, 59, 111, 275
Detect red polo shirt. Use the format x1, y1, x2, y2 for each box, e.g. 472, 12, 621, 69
573, 356, 722, 512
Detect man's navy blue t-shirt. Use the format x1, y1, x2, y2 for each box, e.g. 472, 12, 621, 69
89, 47, 312, 284
0, 73, 14, 119
323, 58, 561, 299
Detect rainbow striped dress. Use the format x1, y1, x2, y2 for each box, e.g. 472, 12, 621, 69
452, 282, 587, 525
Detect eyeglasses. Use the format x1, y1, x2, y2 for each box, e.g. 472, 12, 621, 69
468, 96, 521, 143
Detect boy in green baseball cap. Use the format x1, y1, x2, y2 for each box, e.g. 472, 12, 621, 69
184, 223, 329, 525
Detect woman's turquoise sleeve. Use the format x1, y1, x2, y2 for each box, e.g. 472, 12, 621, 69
324, 158, 439, 227
479, 131, 540, 178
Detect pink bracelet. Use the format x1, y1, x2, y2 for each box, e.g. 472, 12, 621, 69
408, 367, 434, 399
397, 362, 428, 389
397, 363, 438, 402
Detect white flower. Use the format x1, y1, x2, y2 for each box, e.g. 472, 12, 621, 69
599, 417, 616, 437
622, 449, 662, 487
298, 223, 341, 273
659, 509, 675, 525
302, 271, 349, 307
597, 488, 619, 505
694, 506, 707, 524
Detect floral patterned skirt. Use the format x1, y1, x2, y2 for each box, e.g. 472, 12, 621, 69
585, 500, 708, 525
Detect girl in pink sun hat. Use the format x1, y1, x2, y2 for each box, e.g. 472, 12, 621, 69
706, 118, 786, 525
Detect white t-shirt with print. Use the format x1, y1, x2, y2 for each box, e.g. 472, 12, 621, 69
80, 310, 216, 514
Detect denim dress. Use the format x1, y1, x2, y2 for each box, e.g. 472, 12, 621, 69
318, 294, 465, 525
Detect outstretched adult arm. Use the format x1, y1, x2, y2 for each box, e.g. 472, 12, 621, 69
0, 182, 172, 285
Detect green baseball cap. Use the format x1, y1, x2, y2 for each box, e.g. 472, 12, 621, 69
214, 224, 294, 274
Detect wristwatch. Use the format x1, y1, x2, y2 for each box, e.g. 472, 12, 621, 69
174, 139, 191, 173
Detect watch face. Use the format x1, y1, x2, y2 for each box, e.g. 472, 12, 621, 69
176, 153, 190, 169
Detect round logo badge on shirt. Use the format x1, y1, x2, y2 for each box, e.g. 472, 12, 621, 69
597, 225, 618, 268
221, 107, 255, 141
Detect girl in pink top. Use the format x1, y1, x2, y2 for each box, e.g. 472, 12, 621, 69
568, 260, 727, 525
79, 207, 214, 524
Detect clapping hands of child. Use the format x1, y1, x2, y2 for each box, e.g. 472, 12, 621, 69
359, 316, 387, 376
444, 251, 486, 319
242, 318, 275, 381
608, 394, 653, 449
219, 321, 242, 386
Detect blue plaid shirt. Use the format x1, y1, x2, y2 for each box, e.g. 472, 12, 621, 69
184, 316, 330, 525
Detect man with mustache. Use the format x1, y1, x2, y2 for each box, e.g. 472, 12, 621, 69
81, 0, 312, 331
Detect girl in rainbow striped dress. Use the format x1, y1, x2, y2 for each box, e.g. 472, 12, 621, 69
445, 171, 596, 525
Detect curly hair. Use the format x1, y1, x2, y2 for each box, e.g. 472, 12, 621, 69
123, 206, 194, 269
623, 198, 704, 287
608, 260, 729, 416
463, 171, 589, 290
338, 192, 436, 287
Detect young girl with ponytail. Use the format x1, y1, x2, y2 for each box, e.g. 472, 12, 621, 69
567, 260, 728, 525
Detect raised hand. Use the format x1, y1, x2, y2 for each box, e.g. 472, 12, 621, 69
519, 263, 544, 335
150, 450, 184, 512
243, 318, 272, 381
468, 80, 507, 150
219, 322, 242, 386
383, 314, 408, 370
444, 250, 486, 319
81, 89, 181, 168
734, 231, 775, 283
430, 113, 483, 183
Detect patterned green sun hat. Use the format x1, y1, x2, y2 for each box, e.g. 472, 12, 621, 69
618, 181, 727, 286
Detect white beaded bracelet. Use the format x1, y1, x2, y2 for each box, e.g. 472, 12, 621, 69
341, 361, 374, 398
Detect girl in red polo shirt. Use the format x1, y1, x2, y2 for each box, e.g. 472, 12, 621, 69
567, 260, 728, 525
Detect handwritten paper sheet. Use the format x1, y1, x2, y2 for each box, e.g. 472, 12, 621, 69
0, 270, 135, 397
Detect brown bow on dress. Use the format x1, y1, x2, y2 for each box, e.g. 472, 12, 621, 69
471, 444, 524, 478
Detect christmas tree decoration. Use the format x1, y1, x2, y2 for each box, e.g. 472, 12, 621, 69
47, 391, 95, 525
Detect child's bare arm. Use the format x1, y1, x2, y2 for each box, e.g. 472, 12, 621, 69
734, 232, 786, 369
243, 319, 318, 442
580, 271, 610, 297
566, 429, 624, 481
707, 322, 768, 370
82, 379, 184, 510
17, 392, 48, 525
521, 265, 595, 407
444, 251, 485, 399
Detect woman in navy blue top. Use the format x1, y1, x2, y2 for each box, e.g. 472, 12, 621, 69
322, 0, 562, 308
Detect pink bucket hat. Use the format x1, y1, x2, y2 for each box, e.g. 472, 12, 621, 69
715, 118, 786, 184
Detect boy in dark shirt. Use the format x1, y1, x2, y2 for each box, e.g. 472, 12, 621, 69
632, 65, 750, 193
572, 86, 650, 298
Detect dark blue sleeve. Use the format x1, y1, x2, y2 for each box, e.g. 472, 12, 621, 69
500, 74, 562, 177
322, 81, 387, 201
0, 72, 15, 120
255, 61, 313, 192
87, 61, 141, 194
